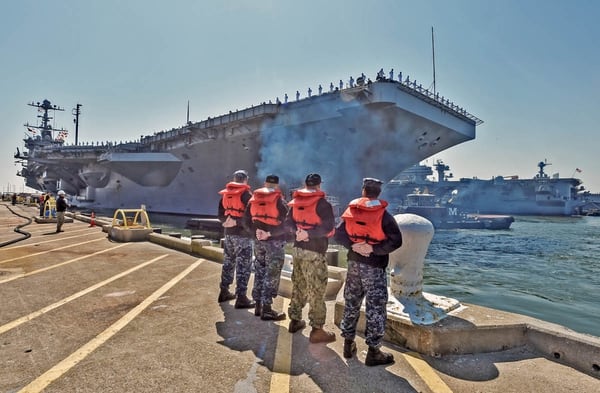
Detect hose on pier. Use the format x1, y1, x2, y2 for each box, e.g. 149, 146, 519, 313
1, 204, 32, 247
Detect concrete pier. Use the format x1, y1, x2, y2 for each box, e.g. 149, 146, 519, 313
1, 202, 599, 392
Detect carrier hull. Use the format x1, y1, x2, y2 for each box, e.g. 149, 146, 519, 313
16, 79, 482, 215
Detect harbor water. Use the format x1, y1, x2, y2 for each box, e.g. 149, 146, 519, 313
423, 215, 600, 338
148, 213, 600, 338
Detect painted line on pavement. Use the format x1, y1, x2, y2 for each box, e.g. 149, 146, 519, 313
2, 228, 103, 250
0, 243, 131, 285
0, 243, 129, 284
17, 259, 205, 393
0, 238, 105, 264
0, 253, 166, 335
402, 351, 453, 393
269, 298, 292, 393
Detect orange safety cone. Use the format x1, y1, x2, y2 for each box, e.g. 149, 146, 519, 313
89, 211, 96, 227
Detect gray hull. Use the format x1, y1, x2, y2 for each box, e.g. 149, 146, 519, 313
18, 80, 482, 216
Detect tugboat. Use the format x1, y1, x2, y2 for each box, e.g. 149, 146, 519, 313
398, 192, 514, 230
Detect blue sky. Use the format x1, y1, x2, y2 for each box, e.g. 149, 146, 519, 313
2, 0, 599, 194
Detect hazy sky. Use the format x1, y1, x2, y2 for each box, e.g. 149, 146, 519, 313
2, 0, 599, 194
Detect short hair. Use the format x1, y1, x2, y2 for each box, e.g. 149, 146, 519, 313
305, 173, 322, 187
362, 177, 383, 198
233, 169, 248, 182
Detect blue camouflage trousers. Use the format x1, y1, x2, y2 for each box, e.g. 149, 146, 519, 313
220, 234, 253, 296
288, 248, 329, 327
340, 259, 388, 348
251, 239, 286, 306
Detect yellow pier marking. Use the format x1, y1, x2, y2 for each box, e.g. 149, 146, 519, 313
17, 259, 204, 393
402, 351, 453, 393
0, 254, 167, 335
270, 298, 292, 393
0, 238, 105, 264
0, 243, 130, 285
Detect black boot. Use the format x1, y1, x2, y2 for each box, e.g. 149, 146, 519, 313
254, 301, 262, 317
260, 305, 286, 321
365, 346, 394, 367
218, 288, 236, 303
343, 339, 357, 359
288, 319, 306, 333
234, 294, 256, 309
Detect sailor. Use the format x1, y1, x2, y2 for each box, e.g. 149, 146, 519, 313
308, 87, 312, 97
55, 190, 69, 232
39, 193, 46, 216
296, 91, 300, 101
244, 174, 289, 321
339, 79, 343, 90
357, 73, 365, 86
217, 170, 256, 309
285, 173, 336, 343
334, 178, 402, 366
329, 82, 334, 92
377, 68, 385, 80
284, 93, 288, 103
318, 84, 322, 95
389, 68, 394, 81
349, 76, 354, 87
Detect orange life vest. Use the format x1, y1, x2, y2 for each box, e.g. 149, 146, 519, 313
288, 188, 334, 237
248, 187, 283, 226
341, 197, 388, 244
218, 182, 251, 218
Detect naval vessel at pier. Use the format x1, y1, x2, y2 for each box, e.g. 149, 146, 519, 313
382, 159, 586, 216
14, 71, 482, 215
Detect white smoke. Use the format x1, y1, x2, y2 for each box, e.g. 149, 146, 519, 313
256, 92, 418, 206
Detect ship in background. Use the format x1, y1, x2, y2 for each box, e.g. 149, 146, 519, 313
381, 159, 588, 216
13, 70, 483, 216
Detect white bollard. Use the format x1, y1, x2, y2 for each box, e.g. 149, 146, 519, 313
387, 213, 460, 324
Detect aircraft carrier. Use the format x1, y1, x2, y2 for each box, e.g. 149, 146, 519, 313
14, 71, 482, 215
382, 160, 586, 216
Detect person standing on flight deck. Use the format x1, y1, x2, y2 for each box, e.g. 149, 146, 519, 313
285, 173, 336, 343
334, 178, 402, 366
244, 174, 289, 321
217, 170, 256, 309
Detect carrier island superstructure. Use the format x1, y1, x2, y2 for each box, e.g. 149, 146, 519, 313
14, 73, 483, 215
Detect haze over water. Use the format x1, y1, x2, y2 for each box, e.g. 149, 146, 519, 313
424, 215, 600, 337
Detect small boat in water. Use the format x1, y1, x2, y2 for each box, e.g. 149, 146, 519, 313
397, 192, 514, 230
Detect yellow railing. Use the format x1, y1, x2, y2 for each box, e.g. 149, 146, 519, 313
111, 209, 152, 229
43, 199, 57, 218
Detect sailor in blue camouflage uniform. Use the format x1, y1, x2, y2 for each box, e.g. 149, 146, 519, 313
217, 170, 256, 309
334, 178, 402, 366
244, 174, 289, 321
